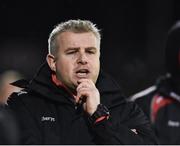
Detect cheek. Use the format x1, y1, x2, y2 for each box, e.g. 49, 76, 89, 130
56, 60, 74, 75
91, 58, 100, 72
91, 58, 100, 67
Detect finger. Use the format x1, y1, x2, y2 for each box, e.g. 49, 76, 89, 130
77, 79, 94, 86
77, 83, 89, 92
78, 96, 87, 104
76, 89, 90, 102
77, 79, 95, 92
77, 88, 89, 98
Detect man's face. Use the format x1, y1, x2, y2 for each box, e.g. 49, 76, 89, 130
53, 31, 100, 90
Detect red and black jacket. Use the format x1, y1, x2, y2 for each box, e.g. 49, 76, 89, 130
7, 62, 157, 144
131, 74, 180, 144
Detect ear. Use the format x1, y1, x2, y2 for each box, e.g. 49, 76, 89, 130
46, 54, 56, 72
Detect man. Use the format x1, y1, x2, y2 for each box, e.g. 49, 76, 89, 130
130, 21, 180, 144
7, 19, 157, 144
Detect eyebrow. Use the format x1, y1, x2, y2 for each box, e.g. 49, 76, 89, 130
65, 47, 97, 51
65, 47, 80, 52
85, 47, 97, 51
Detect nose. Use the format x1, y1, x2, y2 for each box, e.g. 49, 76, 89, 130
77, 53, 88, 65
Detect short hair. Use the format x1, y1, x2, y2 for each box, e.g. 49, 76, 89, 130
48, 19, 101, 55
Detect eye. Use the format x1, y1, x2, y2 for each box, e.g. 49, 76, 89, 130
86, 48, 96, 54
87, 50, 95, 54
66, 50, 77, 54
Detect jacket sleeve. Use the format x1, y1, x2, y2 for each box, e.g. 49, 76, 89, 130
90, 101, 158, 144
7, 93, 42, 144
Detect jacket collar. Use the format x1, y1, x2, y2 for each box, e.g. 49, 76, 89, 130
27, 62, 126, 108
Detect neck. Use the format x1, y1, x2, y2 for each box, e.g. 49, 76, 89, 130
51, 73, 77, 97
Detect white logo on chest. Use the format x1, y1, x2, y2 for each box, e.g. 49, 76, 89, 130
41, 116, 55, 122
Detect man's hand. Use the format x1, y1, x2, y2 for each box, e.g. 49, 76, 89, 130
76, 79, 100, 115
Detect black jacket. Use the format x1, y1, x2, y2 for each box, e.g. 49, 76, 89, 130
130, 74, 180, 144
7, 62, 157, 144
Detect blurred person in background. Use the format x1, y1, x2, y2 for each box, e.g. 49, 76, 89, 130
0, 105, 19, 144
7, 19, 157, 144
0, 70, 23, 104
0, 70, 23, 144
130, 21, 180, 144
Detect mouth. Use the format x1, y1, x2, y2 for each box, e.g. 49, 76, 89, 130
75, 69, 90, 78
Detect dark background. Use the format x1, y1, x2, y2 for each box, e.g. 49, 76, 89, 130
0, 0, 180, 96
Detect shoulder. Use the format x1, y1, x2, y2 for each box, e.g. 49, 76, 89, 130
7, 90, 45, 112
7, 90, 29, 107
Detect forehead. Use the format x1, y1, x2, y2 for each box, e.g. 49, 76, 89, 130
57, 31, 99, 48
